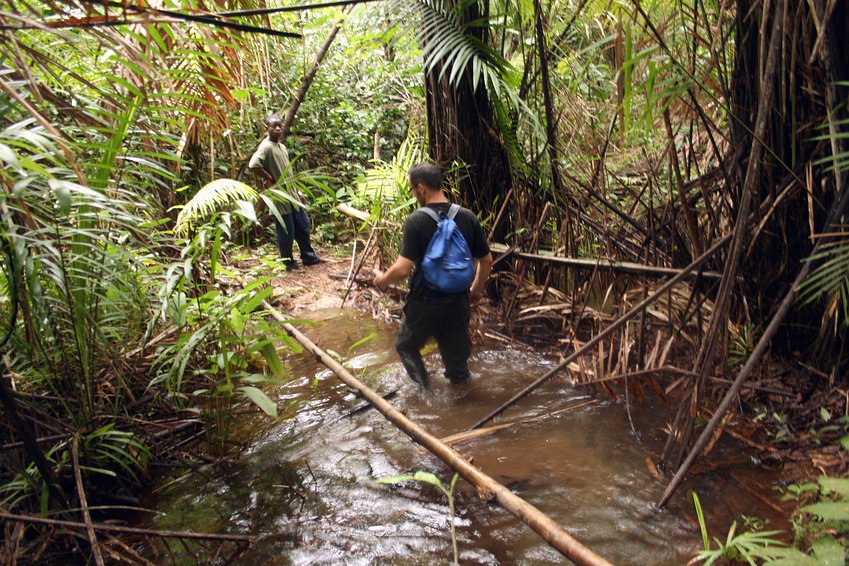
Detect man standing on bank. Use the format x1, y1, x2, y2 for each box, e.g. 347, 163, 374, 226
374, 163, 493, 387
249, 113, 321, 270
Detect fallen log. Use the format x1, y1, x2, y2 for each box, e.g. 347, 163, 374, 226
335, 202, 370, 223
260, 296, 612, 566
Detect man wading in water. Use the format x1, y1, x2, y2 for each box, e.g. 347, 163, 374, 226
374, 163, 493, 387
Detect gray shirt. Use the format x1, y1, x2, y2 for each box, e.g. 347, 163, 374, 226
249, 138, 298, 214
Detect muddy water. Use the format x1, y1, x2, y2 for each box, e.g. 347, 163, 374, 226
144, 308, 787, 565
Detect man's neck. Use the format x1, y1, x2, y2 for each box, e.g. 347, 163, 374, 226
422, 191, 449, 206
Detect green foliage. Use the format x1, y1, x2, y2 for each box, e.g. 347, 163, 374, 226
175, 179, 259, 236
0, 117, 154, 424
799, 236, 849, 329
690, 490, 785, 565
378, 470, 461, 564
153, 211, 299, 450
764, 476, 849, 565
348, 331, 377, 355
0, 426, 150, 511
728, 323, 758, 368
796, 476, 849, 525
351, 132, 424, 212
79, 425, 151, 483
751, 538, 845, 566
406, 0, 512, 92
267, 6, 423, 185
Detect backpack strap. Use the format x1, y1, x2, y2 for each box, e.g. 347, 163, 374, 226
416, 204, 460, 223
416, 206, 441, 223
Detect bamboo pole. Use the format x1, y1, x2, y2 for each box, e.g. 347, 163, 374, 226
260, 298, 612, 566
341, 226, 378, 306
488, 244, 722, 279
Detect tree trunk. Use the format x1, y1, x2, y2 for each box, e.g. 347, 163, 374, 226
732, 0, 849, 358
424, 1, 511, 239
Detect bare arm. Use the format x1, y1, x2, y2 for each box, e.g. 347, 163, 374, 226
470, 252, 493, 306
251, 166, 274, 189
374, 256, 414, 292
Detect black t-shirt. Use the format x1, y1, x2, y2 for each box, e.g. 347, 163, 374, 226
400, 202, 490, 296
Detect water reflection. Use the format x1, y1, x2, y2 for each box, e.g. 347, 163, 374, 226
143, 308, 786, 565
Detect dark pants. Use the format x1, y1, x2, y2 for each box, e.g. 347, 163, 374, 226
395, 294, 471, 387
275, 207, 316, 261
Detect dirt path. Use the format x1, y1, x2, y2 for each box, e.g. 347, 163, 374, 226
270, 256, 350, 314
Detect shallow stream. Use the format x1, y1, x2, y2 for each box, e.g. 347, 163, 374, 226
142, 308, 787, 565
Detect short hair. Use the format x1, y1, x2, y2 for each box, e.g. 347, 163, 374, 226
408, 163, 442, 190
264, 113, 283, 125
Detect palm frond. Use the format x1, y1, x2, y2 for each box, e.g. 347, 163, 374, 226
175, 179, 258, 236
799, 231, 849, 327
355, 132, 425, 211
399, 0, 513, 92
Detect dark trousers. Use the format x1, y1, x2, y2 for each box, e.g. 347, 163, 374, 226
395, 294, 471, 387
275, 207, 316, 261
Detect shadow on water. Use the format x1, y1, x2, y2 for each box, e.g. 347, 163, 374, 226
141, 308, 789, 565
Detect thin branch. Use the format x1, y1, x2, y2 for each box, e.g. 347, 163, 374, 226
219, 0, 383, 17
71, 436, 105, 566
72, 0, 301, 38
0, 512, 256, 542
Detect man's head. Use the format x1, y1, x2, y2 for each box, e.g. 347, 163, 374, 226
265, 114, 283, 142
408, 163, 442, 205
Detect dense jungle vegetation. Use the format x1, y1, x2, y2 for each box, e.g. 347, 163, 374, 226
1, 0, 849, 563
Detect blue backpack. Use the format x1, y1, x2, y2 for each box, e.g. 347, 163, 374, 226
416, 204, 475, 294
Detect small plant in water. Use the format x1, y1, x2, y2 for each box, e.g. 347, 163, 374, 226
377, 471, 460, 565
690, 490, 785, 565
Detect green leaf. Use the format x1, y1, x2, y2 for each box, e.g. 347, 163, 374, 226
0, 142, 20, 169
376, 474, 419, 485
40, 481, 49, 516
240, 373, 282, 384
239, 386, 278, 417
690, 491, 710, 552
348, 331, 377, 354
801, 501, 849, 521
839, 435, 849, 451
411, 470, 444, 488
818, 476, 849, 498
175, 179, 258, 235
234, 199, 258, 224
49, 179, 71, 215
811, 538, 845, 566
751, 546, 815, 565
240, 286, 273, 315
260, 343, 287, 379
